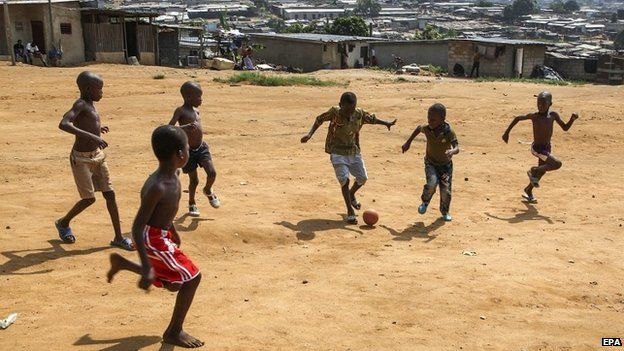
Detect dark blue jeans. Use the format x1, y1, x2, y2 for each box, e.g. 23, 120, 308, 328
421, 159, 453, 215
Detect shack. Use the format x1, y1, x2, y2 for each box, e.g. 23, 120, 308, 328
369, 39, 449, 68
249, 33, 380, 72
81, 8, 158, 64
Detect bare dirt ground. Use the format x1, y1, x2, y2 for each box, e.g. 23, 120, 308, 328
0, 63, 623, 351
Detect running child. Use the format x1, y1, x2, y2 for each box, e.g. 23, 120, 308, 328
502, 91, 578, 202
169, 81, 219, 217
301, 92, 397, 224
107, 125, 203, 348
55, 71, 133, 250
402, 103, 459, 221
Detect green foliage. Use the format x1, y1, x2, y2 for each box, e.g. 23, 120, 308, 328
281, 23, 316, 33
615, 30, 624, 50
503, 0, 538, 20
354, 0, 382, 17
413, 25, 457, 40
152, 74, 165, 79
550, 0, 579, 14
267, 17, 285, 31
213, 72, 344, 87
327, 16, 369, 37
219, 12, 230, 30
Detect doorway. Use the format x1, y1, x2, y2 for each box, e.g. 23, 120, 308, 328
31, 21, 46, 51
125, 20, 139, 59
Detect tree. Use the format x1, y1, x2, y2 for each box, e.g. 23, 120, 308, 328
503, 0, 538, 20
563, 0, 580, 13
413, 25, 458, 40
615, 30, 624, 50
281, 23, 315, 33
354, 0, 382, 17
550, 0, 579, 14
327, 16, 369, 36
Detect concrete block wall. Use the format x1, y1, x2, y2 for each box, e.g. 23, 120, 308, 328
370, 41, 448, 68
544, 56, 597, 81
449, 41, 515, 77
522, 46, 546, 77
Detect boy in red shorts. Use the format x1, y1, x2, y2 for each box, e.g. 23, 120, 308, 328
107, 125, 203, 348
502, 91, 578, 202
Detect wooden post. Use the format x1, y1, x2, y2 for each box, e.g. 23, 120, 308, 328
121, 15, 127, 63
47, 0, 55, 50
152, 17, 160, 66
3, 1, 16, 65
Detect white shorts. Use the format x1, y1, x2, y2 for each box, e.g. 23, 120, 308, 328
330, 153, 368, 186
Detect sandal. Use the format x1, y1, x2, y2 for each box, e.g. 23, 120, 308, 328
55, 220, 75, 244
110, 237, 135, 251
346, 215, 358, 225
351, 197, 361, 210
203, 188, 221, 208
522, 192, 537, 203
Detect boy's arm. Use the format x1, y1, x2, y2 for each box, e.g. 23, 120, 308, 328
362, 111, 397, 130
301, 109, 332, 143
168, 108, 198, 131
555, 112, 578, 131
170, 224, 181, 247
445, 140, 460, 158
401, 125, 422, 153
132, 184, 164, 291
502, 114, 532, 143
58, 100, 108, 149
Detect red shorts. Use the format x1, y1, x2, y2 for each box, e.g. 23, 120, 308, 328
143, 225, 200, 288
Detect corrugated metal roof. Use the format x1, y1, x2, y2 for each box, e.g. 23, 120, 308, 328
250, 33, 380, 43
4, 0, 77, 4
461, 37, 547, 46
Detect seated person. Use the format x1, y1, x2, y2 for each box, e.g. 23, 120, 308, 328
241, 47, 256, 70
48, 45, 63, 67
13, 40, 25, 62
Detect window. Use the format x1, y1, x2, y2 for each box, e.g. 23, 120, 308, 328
15, 21, 23, 31
60, 23, 72, 34
323, 44, 327, 52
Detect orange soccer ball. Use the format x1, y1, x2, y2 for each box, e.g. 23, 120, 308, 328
363, 209, 379, 226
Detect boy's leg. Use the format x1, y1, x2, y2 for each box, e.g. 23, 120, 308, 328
331, 155, 357, 222
438, 163, 453, 216
532, 155, 562, 176
107, 253, 141, 283
102, 191, 123, 242
163, 274, 204, 348
348, 154, 368, 210
188, 170, 199, 206
421, 162, 439, 206
341, 179, 356, 217
199, 158, 217, 196
58, 198, 96, 228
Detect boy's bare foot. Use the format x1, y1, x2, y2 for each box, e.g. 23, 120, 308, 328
107, 253, 124, 283
163, 330, 204, 348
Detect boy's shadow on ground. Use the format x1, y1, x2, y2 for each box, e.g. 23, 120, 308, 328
0, 240, 109, 276
275, 215, 363, 240
174, 213, 214, 232
484, 202, 553, 224
380, 218, 446, 243
74, 334, 165, 351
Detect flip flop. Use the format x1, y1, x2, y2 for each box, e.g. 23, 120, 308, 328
527, 170, 540, 188
522, 193, 537, 203
110, 237, 135, 251
55, 220, 75, 244
346, 215, 358, 225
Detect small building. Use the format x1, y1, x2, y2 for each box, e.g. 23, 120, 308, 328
371, 38, 547, 78
545, 52, 598, 81
370, 39, 449, 68
448, 38, 547, 78
0, 0, 85, 65
249, 33, 380, 72
81, 8, 159, 64
281, 8, 345, 21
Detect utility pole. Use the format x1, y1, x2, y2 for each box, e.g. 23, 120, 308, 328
47, 0, 55, 50
3, 0, 16, 65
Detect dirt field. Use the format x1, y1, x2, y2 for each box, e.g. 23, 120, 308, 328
0, 63, 623, 351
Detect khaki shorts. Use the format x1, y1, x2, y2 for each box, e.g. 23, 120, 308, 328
70, 149, 113, 199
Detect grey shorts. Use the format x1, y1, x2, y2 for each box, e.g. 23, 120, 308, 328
330, 153, 368, 186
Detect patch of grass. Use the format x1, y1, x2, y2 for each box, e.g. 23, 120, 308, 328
213, 72, 343, 87
422, 65, 447, 75
152, 74, 165, 80
474, 77, 587, 86
395, 77, 408, 82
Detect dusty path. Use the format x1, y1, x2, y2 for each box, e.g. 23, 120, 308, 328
0, 63, 623, 350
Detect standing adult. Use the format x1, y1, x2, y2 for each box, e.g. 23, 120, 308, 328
470, 48, 481, 78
